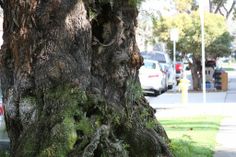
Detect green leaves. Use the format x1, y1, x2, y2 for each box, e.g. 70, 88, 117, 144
129, 0, 144, 6
174, 0, 194, 13
153, 11, 233, 58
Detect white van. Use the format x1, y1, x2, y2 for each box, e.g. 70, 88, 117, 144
141, 51, 176, 89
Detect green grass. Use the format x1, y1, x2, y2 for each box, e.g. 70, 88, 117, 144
159, 116, 223, 157
223, 67, 235, 71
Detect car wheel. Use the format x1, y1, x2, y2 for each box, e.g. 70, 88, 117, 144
165, 82, 168, 91
154, 90, 161, 96
168, 85, 173, 89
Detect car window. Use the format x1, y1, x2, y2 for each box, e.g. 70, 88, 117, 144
140, 51, 167, 63
144, 62, 156, 69
156, 53, 166, 63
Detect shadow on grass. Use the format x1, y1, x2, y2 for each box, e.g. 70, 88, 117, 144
223, 68, 235, 71
0, 150, 9, 157
170, 138, 213, 157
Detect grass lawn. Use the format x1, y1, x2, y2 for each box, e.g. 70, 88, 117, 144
159, 116, 223, 157
223, 67, 235, 71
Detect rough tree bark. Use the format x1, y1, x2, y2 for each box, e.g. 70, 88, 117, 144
0, 0, 173, 157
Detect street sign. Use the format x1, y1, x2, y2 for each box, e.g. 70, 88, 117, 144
170, 28, 179, 42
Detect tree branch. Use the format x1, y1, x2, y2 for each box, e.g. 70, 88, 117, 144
0, 0, 3, 9
222, 4, 228, 13
218, 8, 225, 16
209, 0, 213, 12
226, 1, 236, 19
214, 0, 225, 14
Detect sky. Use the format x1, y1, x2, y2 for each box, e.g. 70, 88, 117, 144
140, 0, 176, 17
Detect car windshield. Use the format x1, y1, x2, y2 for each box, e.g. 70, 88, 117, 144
144, 61, 157, 69
141, 52, 167, 63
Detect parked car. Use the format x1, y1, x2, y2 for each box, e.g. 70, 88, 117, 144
175, 62, 184, 83
0, 104, 5, 131
139, 59, 167, 96
141, 51, 176, 89
0, 91, 4, 116
0, 102, 3, 116
0, 95, 6, 132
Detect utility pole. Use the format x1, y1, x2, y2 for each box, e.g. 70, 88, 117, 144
199, 0, 206, 103
170, 28, 179, 87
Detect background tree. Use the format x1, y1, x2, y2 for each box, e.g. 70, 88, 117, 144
174, 0, 236, 19
209, 0, 236, 19
153, 11, 233, 90
174, 0, 194, 13
0, 0, 173, 157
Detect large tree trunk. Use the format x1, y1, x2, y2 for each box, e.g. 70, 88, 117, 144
0, 1, 173, 157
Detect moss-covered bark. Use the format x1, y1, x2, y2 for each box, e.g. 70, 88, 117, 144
0, 0, 173, 157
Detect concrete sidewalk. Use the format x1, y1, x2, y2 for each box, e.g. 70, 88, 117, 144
214, 117, 236, 157
146, 91, 230, 109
